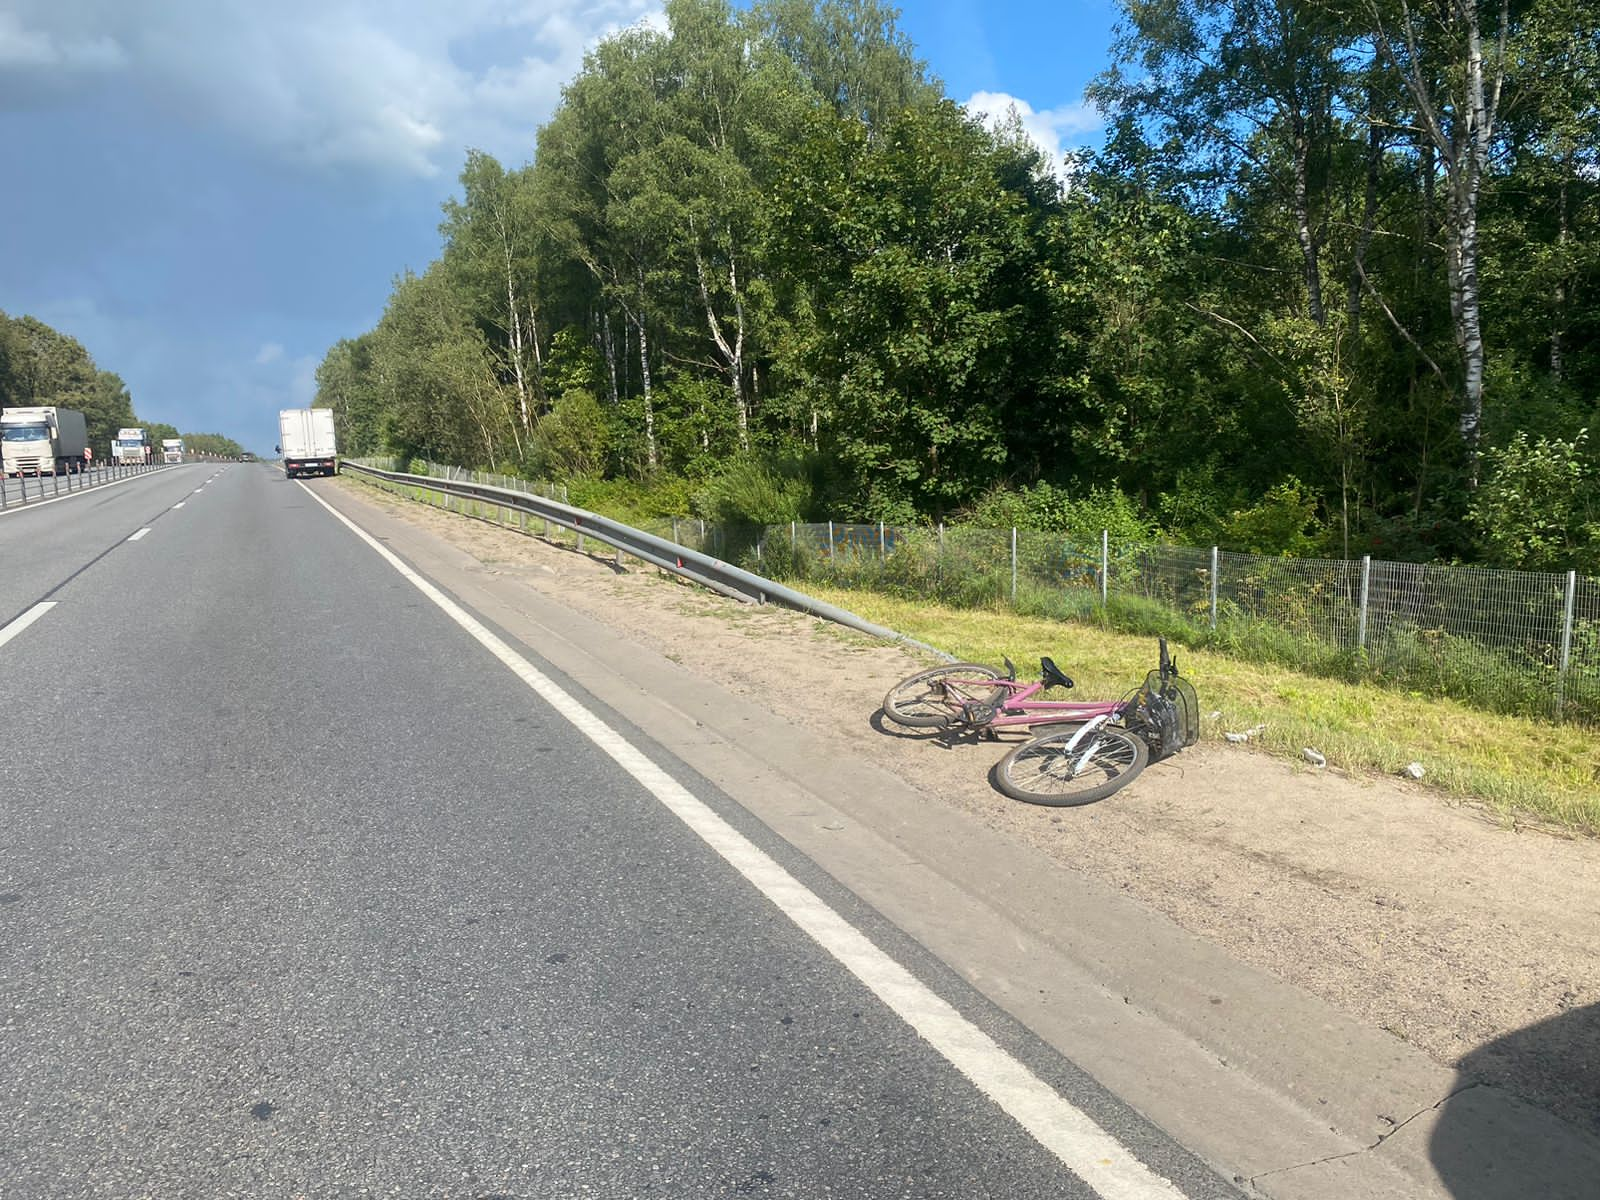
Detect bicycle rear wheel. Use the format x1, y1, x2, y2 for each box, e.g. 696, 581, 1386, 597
993, 725, 1149, 806
882, 663, 1005, 728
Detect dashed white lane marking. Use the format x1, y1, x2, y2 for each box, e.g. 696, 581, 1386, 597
299, 482, 1188, 1200
172, 502, 186, 509
0, 602, 57, 651
127, 527, 151, 542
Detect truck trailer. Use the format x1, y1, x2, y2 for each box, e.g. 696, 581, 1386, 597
2, 406, 89, 476
113, 427, 152, 465
278, 408, 338, 478
162, 438, 184, 464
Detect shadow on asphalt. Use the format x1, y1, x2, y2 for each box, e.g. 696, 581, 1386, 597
1430, 1001, 1600, 1198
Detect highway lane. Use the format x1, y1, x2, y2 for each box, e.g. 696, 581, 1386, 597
0, 463, 218, 630
0, 464, 1241, 1198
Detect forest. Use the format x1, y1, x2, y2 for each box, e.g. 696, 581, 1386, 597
314, 0, 1599, 573
0, 312, 243, 458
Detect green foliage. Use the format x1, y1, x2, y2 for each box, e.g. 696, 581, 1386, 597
691, 453, 822, 524
1217, 478, 1325, 557
1470, 429, 1600, 572
563, 473, 698, 525
964, 482, 1156, 543
182, 432, 246, 457
529, 388, 610, 478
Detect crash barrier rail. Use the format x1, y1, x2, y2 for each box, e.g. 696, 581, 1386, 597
0, 460, 179, 512
338, 460, 951, 661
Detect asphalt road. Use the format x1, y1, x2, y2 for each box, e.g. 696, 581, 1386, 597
0, 464, 1242, 1199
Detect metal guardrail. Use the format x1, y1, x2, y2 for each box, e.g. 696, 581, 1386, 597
0, 459, 179, 513
340, 461, 953, 662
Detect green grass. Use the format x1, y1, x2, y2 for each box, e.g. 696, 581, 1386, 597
804, 586, 1600, 837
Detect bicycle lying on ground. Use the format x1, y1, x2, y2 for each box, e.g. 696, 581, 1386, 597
881, 639, 1199, 806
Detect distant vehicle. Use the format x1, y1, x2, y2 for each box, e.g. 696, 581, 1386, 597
239, 452, 255, 462
162, 438, 184, 464
113, 426, 152, 465
2, 406, 89, 476
277, 408, 338, 479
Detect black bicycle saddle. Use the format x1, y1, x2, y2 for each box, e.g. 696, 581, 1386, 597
1039, 656, 1074, 690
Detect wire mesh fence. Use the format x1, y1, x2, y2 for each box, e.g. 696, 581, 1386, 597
757, 522, 1599, 727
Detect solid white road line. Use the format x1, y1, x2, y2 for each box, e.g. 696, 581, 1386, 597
0, 602, 57, 651
300, 482, 1189, 1200
127, 528, 151, 541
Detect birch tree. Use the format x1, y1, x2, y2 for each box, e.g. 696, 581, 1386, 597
1356, 0, 1512, 479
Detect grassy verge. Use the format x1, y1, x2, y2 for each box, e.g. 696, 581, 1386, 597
803, 585, 1600, 837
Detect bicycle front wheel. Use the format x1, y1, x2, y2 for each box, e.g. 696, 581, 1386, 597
882, 663, 1005, 728
993, 725, 1149, 806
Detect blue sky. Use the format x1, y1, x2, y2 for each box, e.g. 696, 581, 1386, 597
0, 1, 1120, 454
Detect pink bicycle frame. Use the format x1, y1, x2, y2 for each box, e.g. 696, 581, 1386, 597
944, 675, 1125, 733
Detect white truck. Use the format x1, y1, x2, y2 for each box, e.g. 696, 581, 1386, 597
162, 438, 184, 464
2, 406, 89, 476
113, 427, 152, 465
278, 408, 338, 478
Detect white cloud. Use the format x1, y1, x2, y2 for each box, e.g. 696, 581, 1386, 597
255, 342, 285, 365
964, 90, 1101, 181
0, 1, 662, 177
0, 11, 124, 70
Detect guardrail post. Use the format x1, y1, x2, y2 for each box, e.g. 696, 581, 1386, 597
1100, 530, 1109, 607
1358, 555, 1372, 649
1011, 528, 1018, 602
53, 472, 60, 496
1557, 569, 1577, 720
1211, 546, 1219, 630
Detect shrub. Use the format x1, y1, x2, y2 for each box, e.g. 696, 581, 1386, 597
692, 454, 818, 525
529, 388, 610, 479
1218, 478, 1324, 556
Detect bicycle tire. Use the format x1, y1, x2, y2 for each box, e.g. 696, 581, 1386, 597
993, 725, 1149, 806
882, 663, 1005, 728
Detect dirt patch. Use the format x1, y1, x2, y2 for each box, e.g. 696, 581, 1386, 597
343, 482, 1600, 1134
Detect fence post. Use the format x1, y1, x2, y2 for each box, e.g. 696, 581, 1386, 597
1358, 555, 1372, 650
672, 517, 679, 545
1210, 546, 1219, 630
1011, 528, 1018, 603
1100, 530, 1109, 607
879, 520, 886, 559
790, 520, 796, 552
828, 520, 835, 564
1557, 570, 1577, 720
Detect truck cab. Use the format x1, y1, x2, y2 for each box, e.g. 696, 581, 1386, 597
2, 406, 89, 476
113, 428, 151, 465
